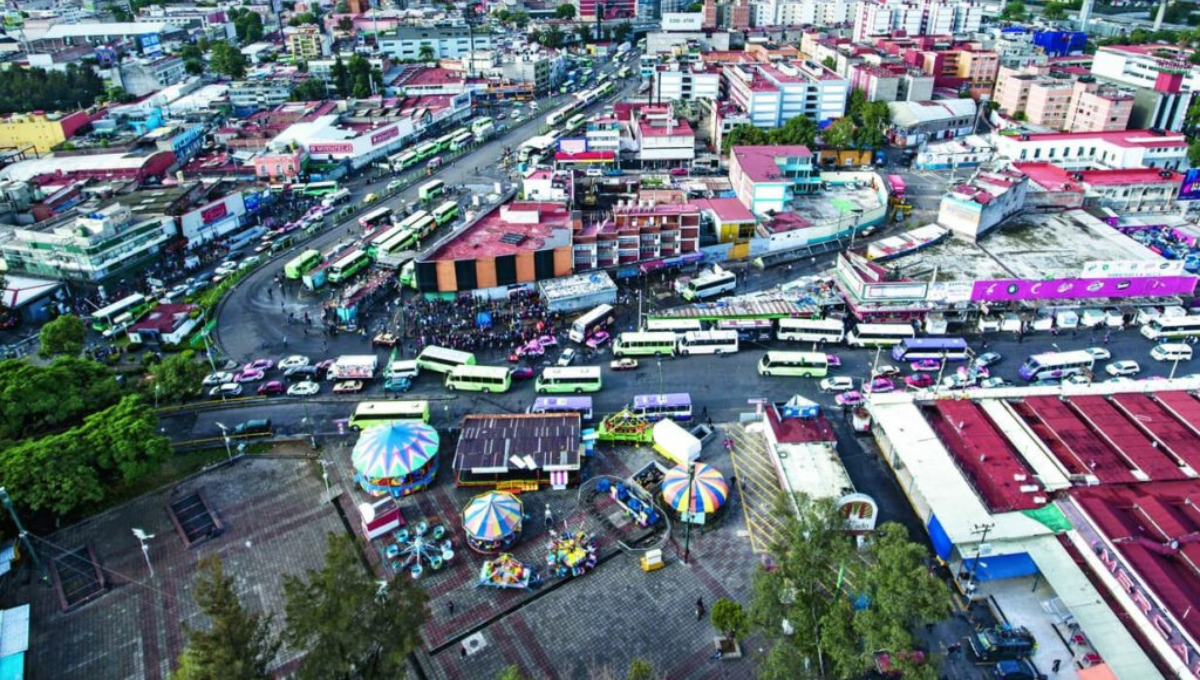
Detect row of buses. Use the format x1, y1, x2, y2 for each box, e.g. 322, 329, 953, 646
388, 128, 476, 173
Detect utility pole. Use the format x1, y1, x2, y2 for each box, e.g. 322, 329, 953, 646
0, 488, 46, 581
964, 522, 994, 596
682, 461, 696, 564
132, 528, 156, 578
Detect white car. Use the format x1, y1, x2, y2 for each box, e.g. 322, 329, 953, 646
1105, 360, 1141, 377
208, 383, 243, 398
278, 355, 310, 370
1064, 374, 1092, 385
980, 377, 1011, 389
557, 348, 577, 366
871, 365, 901, 378
215, 262, 238, 276
819, 377, 855, 392
585, 167, 603, 177
1084, 347, 1111, 361
238, 255, 262, 270
287, 381, 320, 396
203, 371, 234, 386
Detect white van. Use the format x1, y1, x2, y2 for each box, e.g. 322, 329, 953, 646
1079, 309, 1106, 328
383, 360, 419, 380
1031, 310, 1054, 332
1135, 307, 1162, 326
977, 316, 1001, 333
1000, 312, 1023, 333
1151, 343, 1193, 362
1103, 308, 1124, 328
321, 188, 351, 206
1055, 310, 1079, 329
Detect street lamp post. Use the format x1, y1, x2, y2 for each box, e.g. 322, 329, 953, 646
132, 528, 155, 578
682, 460, 696, 564
302, 400, 318, 449
964, 522, 994, 596
316, 459, 333, 495
215, 422, 234, 460
848, 208, 865, 250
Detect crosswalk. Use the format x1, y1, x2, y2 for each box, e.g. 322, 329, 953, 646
724, 424, 790, 554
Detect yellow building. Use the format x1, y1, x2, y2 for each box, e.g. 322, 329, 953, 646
284, 26, 329, 63
0, 110, 90, 154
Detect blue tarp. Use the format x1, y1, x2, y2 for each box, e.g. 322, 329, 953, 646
927, 514, 954, 560
963, 553, 1038, 582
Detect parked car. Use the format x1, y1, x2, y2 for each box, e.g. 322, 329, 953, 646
1064, 374, 1092, 385
610, 358, 639, 371
233, 419, 272, 436
835, 390, 865, 407
1084, 347, 1111, 361
203, 371, 234, 386
208, 383, 243, 398
510, 366, 535, 380
585, 167, 603, 177
974, 351, 1002, 368
1105, 376, 1134, 384
387, 180, 404, 192
238, 255, 261, 270
362, 193, 379, 205
669, 167, 688, 176
243, 358, 275, 372
287, 381, 320, 396
905, 374, 935, 389
383, 377, 412, 393
234, 369, 265, 383
558, 348, 577, 366
1106, 360, 1141, 377
333, 380, 365, 394
910, 359, 941, 372
980, 377, 1012, 389
941, 374, 976, 389
278, 355, 310, 370
872, 365, 901, 378
257, 381, 286, 395
285, 365, 320, 382
991, 659, 1041, 680
824, 353, 841, 368
820, 376, 855, 392
864, 377, 896, 394
537, 334, 559, 348
166, 284, 189, 300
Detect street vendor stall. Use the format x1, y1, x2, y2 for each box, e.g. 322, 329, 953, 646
546, 529, 598, 578
652, 419, 701, 466
352, 422, 440, 498
462, 491, 524, 553
661, 462, 728, 525
477, 553, 542, 590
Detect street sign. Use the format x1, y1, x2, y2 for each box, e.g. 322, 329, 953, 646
680, 512, 706, 525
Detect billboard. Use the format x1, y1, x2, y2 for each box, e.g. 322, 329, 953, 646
1178, 168, 1200, 202
140, 33, 163, 58
971, 276, 1198, 302
1080, 260, 1185, 278
558, 138, 588, 155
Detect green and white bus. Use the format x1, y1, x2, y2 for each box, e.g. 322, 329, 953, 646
757, 351, 829, 378
414, 141, 439, 160
435, 133, 457, 152
450, 130, 474, 151
432, 200, 460, 226
445, 364, 512, 393
297, 181, 339, 197
390, 151, 419, 172
614, 331, 677, 357
90, 293, 153, 332
284, 249, 323, 279
379, 228, 419, 258
365, 224, 409, 258
535, 366, 603, 394
418, 179, 445, 202
327, 249, 370, 284
676, 330, 739, 355
565, 113, 586, 130
349, 400, 431, 429
416, 345, 477, 374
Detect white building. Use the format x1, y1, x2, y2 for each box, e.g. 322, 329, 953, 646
585, 117, 622, 152
115, 55, 186, 97
753, 0, 859, 27
522, 169, 573, 204
1089, 44, 1200, 131
937, 168, 1028, 240
228, 78, 297, 110
634, 108, 695, 167
991, 129, 1189, 171
379, 24, 493, 60
723, 61, 849, 128
271, 112, 421, 170
653, 64, 722, 101
852, 0, 982, 42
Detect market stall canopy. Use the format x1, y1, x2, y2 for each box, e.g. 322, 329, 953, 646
462, 491, 524, 541
661, 462, 728, 514
352, 422, 440, 480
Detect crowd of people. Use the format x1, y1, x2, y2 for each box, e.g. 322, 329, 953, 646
401, 290, 565, 357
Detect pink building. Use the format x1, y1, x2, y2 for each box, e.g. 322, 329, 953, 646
573, 202, 701, 270
252, 149, 308, 180
994, 63, 1133, 132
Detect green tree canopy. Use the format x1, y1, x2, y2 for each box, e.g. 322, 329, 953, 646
331, 55, 350, 96
999, 0, 1026, 20
555, 3, 576, 19
210, 43, 248, 79
627, 658, 656, 680
538, 25, 565, 48
722, 123, 772, 153
771, 114, 819, 148
0, 357, 122, 441
710, 598, 749, 641
38, 313, 85, 359
823, 117, 857, 150
175, 555, 279, 680
234, 9, 264, 42
0, 62, 104, 114
292, 78, 328, 101
614, 21, 633, 44
288, 11, 318, 26
149, 350, 209, 404
283, 533, 430, 679
418, 44, 435, 61
854, 100, 891, 149
495, 666, 526, 680
1042, 3, 1068, 20
1189, 139, 1200, 167
336, 16, 354, 31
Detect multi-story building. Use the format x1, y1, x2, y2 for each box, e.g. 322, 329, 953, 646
723, 60, 849, 128
652, 63, 722, 101
309, 54, 388, 87
936, 169, 1028, 241
991, 129, 1188, 171
115, 55, 186, 97
32, 22, 187, 56
500, 52, 566, 95
578, 0, 636, 20
1064, 80, 1134, 133
284, 25, 330, 62
573, 202, 701, 270
1016, 162, 1183, 214
853, 0, 981, 42
703, 0, 752, 29
585, 117, 622, 153
632, 106, 695, 168
886, 99, 976, 147
1089, 44, 1199, 132
522, 169, 573, 204
996, 65, 1134, 132
379, 24, 493, 60
229, 77, 300, 110
728, 144, 819, 215
753, 0, 858, 28
135, 5, 236, 41
847, 62, 934, 102
0, 110, 90, 154
0, 203, 174, 284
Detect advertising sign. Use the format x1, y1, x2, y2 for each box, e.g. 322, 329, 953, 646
370, 126, 399, 147
1178, 168, 1200, 202
862, 282, 929, 300
1080, 260, 1185, 278
201, 202, 228, 224
308, 142, 355, 155
558, 138, 588, 155
971, 276, 1198, 302
140, 33, 163, 58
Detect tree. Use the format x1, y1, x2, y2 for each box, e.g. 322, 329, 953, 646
210, 43, 247, 79
823, 117, 857, 150
331, 55, 350, 96
418, 44, 435, 61
288, 11, 318, 26
1042, 3, 1068, 20
0, 357, 122, 441
1013, 110, 1028, 122
722, 123, 771, 153
686, 0, 704, 10
822, 56, 837, 71
614, 20, 633, 44
999, 0, 1026, 21
575, 24, 592, 43
149, 350, 209, 404
283, 533, 430, 679
0, 63, 105, 114
495, 667, 526, 680
291, 78, 328, 101
1189, 139, 1200, 168
847, 88, 867, 121
770, 114, 818, 148
555, 3, 576, 19
38, 314, 84, 358
710, 598, 749, 642
232, 9, 264, 43
539, 25, 565, 48
335, 0, 350, 11
106, 86, 134, 103
855, 100, 890, 149
627, 658, 656, 680
175, 556, 279, 680
336, 16, 354, 31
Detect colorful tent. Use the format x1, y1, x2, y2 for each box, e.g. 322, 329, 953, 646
351, 422, 440, 480
661, 462, 728, 514
462, 491, 524, 541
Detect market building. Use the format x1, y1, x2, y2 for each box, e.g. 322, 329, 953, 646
452, 413, 583, 490
1016, 163, 1184, 215
0, 110, 91, 155
990, 129, 1188, 171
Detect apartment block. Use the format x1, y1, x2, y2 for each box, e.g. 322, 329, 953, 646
653, 63, 722, 101
852, 0, 981, 42
848, 62, 934, 102
379, 24, 493, 60
229, 77, 299, 110
995, 64, 1136, 132
728, 144, 819, 215
1089, 44, 1199, 132
115, 55, 186, 97
572, 202, 701, 270
723, 60, 849, 128
753, 0, 859, 26
284, 25, 330, 62
633, 106, 695, 168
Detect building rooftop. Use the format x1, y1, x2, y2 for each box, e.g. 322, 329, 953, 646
453, 413, 581, 474
764, 403, 836, 444
41, 22, 171, 39
692, 197, 756, 223
426, 201, 573, 261
130, 304, 196, 334
730, 144, 813, 184
0, 151, 162, 183
997, 129, 1188, 149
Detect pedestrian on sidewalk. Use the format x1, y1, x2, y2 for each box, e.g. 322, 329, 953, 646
460, 643, 467, 659
544, 503, 554, 530
696, 597, 705, 621
447, 601, 455, 616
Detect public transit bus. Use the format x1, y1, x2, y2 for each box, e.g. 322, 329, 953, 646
716, 319, 773, 341
546, 103, 579, 127
414, 141, 439, 160
390, 151, 419, 172
432, 200, 460, 226
1018, 350, 1095, 381
435, 133, 456, 152
284, 249, 323, 279
676, 330, 739, 355
890, 337, 971, 362
644, 318, 703, 334
614, 331, 678, 357
359, 207, 393, 231
846, 323, 917, 348
471, 117, 495, 140
618, 66, 631, 78
450, 130, 474, 151
681, 270, 737, 301
631, 393, 693, 422
90, 293, 152, 331
536, 366, 603, 394
379, 228, 419, 258
405, 214, 436, 240
327, 249, 370, 284
529, 396, 594, 421
349, 400, 431, 429
418, 180, 445, 202
568, 304, 616, 343
297, 181, 339, 197
445, 364, 512, 393
365, 224, 409, 257
416, 345, 477, 374
1141, 315, 1200, 340
757, 351, 829, 378
776, 318, 846, 344
564, 113, 586, 130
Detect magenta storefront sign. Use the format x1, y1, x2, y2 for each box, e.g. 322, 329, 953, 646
971, 276, 1198, 302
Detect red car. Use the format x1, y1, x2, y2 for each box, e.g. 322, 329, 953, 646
510, 366, 535, 380
905, 373, 935, 389
257, 380, 286, 395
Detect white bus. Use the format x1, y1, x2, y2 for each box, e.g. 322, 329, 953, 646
614, 331, 677, 357
676, 330, 739, 355
535, 366, 603, 394
416, 345, 477, 374
644, 319, 703, 334
776, 318, 846, 344
445, 365, 511, 393
757, 351, 829, 378
846, 323, 917, 348
1018, 350, 1095, 381
716, 319, 773, 341
681, 270, 737, 301
568, 304, 615, 343
1141, 316, 1200, 341
90, 293, 150, 331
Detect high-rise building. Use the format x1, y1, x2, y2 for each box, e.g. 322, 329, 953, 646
723, 60, 849, 128
852, 0, 981, 42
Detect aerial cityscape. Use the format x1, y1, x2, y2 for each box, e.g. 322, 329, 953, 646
0, 0, 1197, 677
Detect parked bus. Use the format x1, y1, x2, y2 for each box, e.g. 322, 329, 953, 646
568, 304, 615, 343
618, 66, 631, 78
846, 323, 917, 347
890, 337, 971, 362
297, 181, 339, 197
757, 351, 829, 378
777, 318, 846, 344
614, 331, 677, 357
432, 200, 460, 226
677, 330, 739, 355
416, 345, 477, 374
390, 150, 419, 172
327, 249, 370, 284
284, 249, 323, 279
349, 400, 431, 429
321, 188, 352, 206
564, 113, 586, 130
644, 318, 703, 334
414, 141, 439, 160
529, 396, 594, 420
365, 224, 409, 257
1018, 350, 1095, 381
90, 293, 152, 331
359, 207, 393, 231
418, 180, 445, 202
546, 103, 579, 127
379, 228, 419, 259
471, 117, 495, 140
631, 393, 693, 421
1141, 315, 1200, 341
445, 364, 512, 393
450, 130, 474, 151
435, 133, 456, 152
681, 270, 737, 301
536, 366, 603, 394
716, 319, 773, 342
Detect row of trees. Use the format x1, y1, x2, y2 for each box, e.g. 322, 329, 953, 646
722, 91, 891, 154
325, 54, 385, 99
0, 63, 106, 114
174, 533, 429, 680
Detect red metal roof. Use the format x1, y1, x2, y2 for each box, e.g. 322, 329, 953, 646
927, 401, 1045, 512
1066, 396, 1188, 481
764, 403, 836, 444
1013, 397, 1139, 484
1111, 393, 1200, 471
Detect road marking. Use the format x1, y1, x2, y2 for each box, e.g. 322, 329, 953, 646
726, 423, 785, 553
